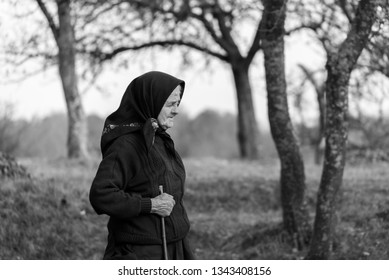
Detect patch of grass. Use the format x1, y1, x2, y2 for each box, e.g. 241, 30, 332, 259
1, 157, 388, 259
0, 158, 107, 260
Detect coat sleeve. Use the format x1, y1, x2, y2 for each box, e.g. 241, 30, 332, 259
89, 137, 152, 220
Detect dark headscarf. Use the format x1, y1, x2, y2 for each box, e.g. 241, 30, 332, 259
100, 71, 185, 155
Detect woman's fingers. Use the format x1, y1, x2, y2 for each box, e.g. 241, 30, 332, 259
150, 193, 176, 217
160, 196, 175, 216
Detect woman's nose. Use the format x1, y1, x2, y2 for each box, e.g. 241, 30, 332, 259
172, 105, 179, 115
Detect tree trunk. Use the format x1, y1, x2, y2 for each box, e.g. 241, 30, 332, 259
231, 62, 260, 159
262, 0, 310, 247
306, 0, 379, 259
314, 87, 326, 165
56, 0, 89, 160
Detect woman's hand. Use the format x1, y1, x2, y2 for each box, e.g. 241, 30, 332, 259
150, 193, 175, 217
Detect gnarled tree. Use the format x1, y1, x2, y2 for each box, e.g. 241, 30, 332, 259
262, 0, 310, 247
306, 0, 381, 259
49, 0, 89, 159
1, 0, 146, 159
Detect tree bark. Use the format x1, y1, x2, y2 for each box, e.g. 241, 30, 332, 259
306, 0, 379, 259
262, 0, 310, 247
56, 0, 89, 160
314, 87, 326, 165
231, 62, 260, 159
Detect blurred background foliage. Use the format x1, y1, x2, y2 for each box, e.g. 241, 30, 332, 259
0, 106, 274, 160
2, 103, 389, 164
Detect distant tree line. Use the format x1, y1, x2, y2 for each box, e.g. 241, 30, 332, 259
0, 108, 279, 160
2, 104, 387, 162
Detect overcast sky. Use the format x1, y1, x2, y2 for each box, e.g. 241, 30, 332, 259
1, 54, 241, 120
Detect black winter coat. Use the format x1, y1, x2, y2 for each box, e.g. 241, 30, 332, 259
90, 130, 191, 245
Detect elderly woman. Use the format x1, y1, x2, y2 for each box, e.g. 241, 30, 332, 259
89, 71, 194, 260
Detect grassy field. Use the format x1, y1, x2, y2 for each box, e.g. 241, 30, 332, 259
0, 156, 388, 259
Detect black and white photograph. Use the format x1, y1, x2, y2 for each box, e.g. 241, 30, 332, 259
1, 0, 389, 273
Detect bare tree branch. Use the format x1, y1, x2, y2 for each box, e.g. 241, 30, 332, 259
246, 18, 263, 64
80, 64, 104, 95
80, 0, 124, 25
191, 10, 231, 54
1, 63, 56, 85
298, 64, 325, 94
337, 0, 353, 23
285, 22, 322, 35
125, 0, 234, 59
90, 39, 228, 62
212, 2, 241, 57
35, 0, 59, 42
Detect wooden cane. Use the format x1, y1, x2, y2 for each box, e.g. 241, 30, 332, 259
159, 185, 169, 260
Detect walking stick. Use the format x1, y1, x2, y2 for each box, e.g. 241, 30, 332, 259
159, 185, 169, 260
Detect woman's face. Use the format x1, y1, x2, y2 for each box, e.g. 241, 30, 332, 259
157, 85, 181, 130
